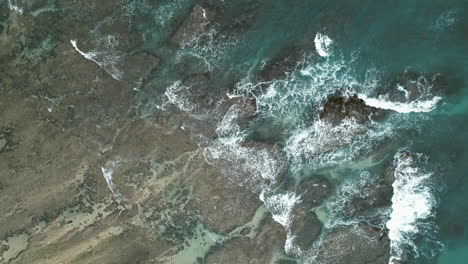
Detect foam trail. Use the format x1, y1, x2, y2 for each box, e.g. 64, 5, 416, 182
164, 80, 195, 113
70, 39, 123, 81
397, 84, 410, 99
259, 190, 302, 255
8, 0, 23, 15
386, 151, 436, 263
314, 33, 333, 57
358, 94, 442, 113
259, 191, 300, 227
101, 161, 124, 199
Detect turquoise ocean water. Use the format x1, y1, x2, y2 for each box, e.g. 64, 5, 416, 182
126, 0, 468, 263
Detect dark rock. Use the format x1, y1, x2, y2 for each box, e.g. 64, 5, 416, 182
218, 0, 261, 33
344, 161, 395, 217
378, 71, 445, 103
66, 105, 75, 123
0, 126, 18, 152
320, 93, 387, 125
297, 177, 331, 209
289, 206, 321, 252
314, 224, 390, 264
0, 137, 6, 152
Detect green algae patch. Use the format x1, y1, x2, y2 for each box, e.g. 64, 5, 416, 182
0, 232, 31, 263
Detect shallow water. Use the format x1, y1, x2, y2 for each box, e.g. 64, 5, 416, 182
2, 0, 468, 263
124, 0, 468, 262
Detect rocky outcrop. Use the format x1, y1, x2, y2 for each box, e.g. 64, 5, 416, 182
297, 177, 331, 209
320, 93, 387, 125
205, 215, 286, 264
289, 206, 322, 252
344, 160, 395, 217
257, 47, 306, 84
314, 224, 391, 264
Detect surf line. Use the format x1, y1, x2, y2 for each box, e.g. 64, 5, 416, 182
70, 39, 123, 81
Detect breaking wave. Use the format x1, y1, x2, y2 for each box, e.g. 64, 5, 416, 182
259, 191, 300, 227
386, 150, 441, 263
358, 94, 442, 113
314, 32, 333, 57
160, 31, 445, 259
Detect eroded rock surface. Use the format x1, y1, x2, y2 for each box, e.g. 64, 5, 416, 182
314, 224, 391, 264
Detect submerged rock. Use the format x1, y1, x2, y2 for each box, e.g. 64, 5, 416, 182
218, 0, 261, 33
121, 52, 159, 85
297, 177, 331, 209
314, 224, 391, 264
0, 126, 18, 152
378, 71, 447, 103
0, 137, 6, 152
344, 160, 396, 217
320, 93, 387, 125
170, 4, 217, 46
257, 47, 306, 84
289, 205, 322, 252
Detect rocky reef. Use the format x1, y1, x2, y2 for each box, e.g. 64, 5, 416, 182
314, 224, 391, 264
320, 93, 387, 125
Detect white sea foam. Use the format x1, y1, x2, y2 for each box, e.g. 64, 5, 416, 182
176, 23, 241, 72
254, 56, 365, 121
327, 171, 374, 217
284, 118, 393, 170
358, 94, 442, 113
432, 9, 457, 31
204, 106, 286, 192
386, 151, 437, 263
154, 0, 188, 27
100, 160, 127, 201
397, 84, 410, 99
259, 191, 300, 227
259, 189, 304, 256
164, 80, 196, 113
314, 33, 333, 57
70, 37, 123, 81
101, 161, 119, 195
8, 0, 23, 15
